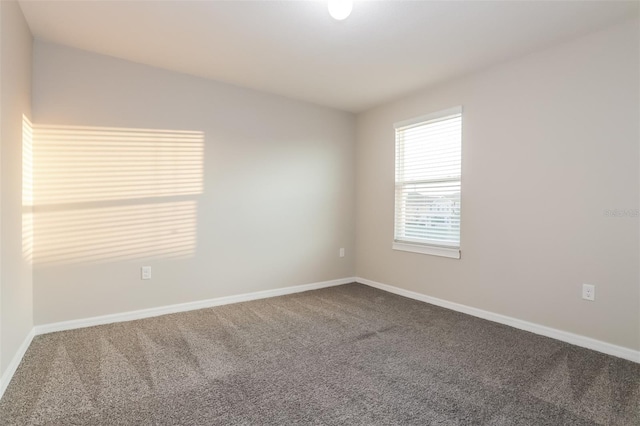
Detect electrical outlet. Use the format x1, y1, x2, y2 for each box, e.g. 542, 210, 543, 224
582, 284, 595, 301
339, 248, 345, 258
141, 266, 151, 280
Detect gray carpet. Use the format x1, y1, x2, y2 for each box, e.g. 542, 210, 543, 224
0, 283, 638, 425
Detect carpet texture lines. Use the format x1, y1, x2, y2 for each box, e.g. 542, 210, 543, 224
0, 284, 638, 425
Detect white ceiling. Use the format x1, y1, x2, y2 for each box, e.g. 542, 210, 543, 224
19, 0, 639, 113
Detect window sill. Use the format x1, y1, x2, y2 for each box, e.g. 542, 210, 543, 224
392, 242, 460, 259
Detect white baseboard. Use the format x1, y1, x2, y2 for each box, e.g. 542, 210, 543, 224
0, 328, 35, 400
356, 277, 640, 363
1, 276, 355, 403
3, 274, 635, 404
34, 277, 357, 336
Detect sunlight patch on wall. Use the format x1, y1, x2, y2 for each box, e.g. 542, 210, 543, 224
33, 126, 203, 205
29, 124, 204, 266
22, 115, 34, 263
34, 201, 197, 266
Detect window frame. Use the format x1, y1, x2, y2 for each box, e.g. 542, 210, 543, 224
392, 106, 462, 259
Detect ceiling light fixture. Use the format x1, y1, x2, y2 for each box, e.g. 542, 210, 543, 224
328, 0, 353, 21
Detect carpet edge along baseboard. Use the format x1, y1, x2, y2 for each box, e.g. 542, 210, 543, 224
357, 277, 640, 364
2, 275, 638, 402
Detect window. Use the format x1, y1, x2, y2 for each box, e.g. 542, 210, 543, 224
393, 106, 462, 259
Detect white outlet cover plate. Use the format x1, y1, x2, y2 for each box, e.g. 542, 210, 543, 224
141, 266, 151, 280
582, 284, 595, 301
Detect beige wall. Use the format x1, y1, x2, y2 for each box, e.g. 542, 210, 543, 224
21, 16, 640, 353
32, 41, 356, 325
0, 0, 33, 376
355, 20, 640, 351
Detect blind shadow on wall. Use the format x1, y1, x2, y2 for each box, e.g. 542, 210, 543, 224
22, 117, 204, 266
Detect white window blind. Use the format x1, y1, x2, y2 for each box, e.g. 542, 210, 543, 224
394, 107, 462, 258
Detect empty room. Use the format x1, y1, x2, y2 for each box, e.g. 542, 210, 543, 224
0, 0, 638, 424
